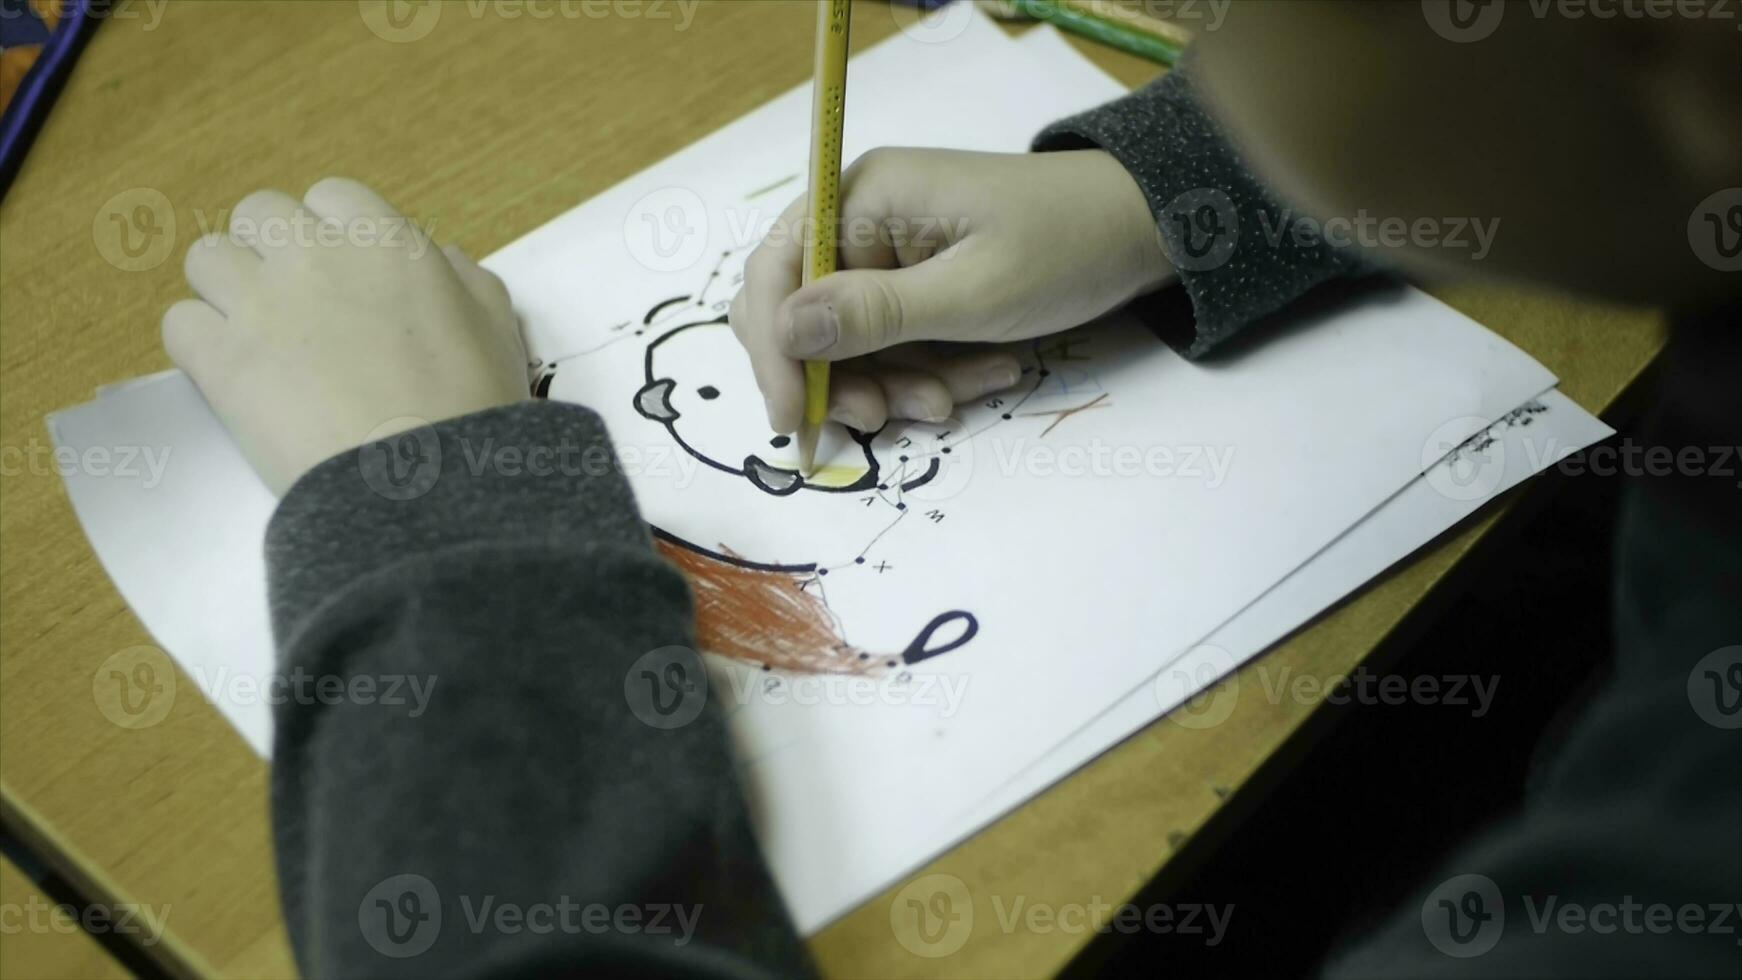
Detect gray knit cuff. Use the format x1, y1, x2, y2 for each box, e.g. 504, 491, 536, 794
1034, 60, 1367, 357
266, 400, 652, 651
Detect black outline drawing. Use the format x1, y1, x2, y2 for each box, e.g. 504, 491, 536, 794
634, 316, 884, 498
531, 242, 1112, 672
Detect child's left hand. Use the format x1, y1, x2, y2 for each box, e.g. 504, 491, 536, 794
162, 178, 530, 495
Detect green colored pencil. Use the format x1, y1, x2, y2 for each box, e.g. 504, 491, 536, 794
1004, 0, 1185, 66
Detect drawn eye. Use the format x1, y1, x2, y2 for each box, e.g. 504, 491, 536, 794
770, 435, 791, 449
698, 386, 720, 400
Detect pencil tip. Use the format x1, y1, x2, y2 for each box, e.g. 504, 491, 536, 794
797, 425, 820, 476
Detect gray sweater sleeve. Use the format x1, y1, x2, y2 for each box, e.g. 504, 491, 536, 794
265, 400, 814, 979
1034, 59, 1369, 358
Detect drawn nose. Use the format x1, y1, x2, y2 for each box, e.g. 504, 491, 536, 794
634, 378, 680, 423
744, 455, 803, 496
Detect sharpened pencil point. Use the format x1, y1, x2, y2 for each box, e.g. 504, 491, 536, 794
797, 422, 821, 476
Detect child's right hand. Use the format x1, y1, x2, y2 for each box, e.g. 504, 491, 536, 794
729, 148, 1174, 434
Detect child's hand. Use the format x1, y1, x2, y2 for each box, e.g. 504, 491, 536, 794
162, 178, 529, 495
730, 148, 1172, 434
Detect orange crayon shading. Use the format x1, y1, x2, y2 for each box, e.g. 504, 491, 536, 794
656, 538, 884, 675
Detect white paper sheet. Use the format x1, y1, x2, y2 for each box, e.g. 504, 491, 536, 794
964, 387, 1613, 829
48, 370, 280, 755
483, 11, 1555, 928
47, 9, 1575, 934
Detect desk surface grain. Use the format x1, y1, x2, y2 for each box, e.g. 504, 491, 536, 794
0, 2, 1663, 978
0, 856, 131, 980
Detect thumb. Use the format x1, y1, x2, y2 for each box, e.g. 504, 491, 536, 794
775, 258, 989, 362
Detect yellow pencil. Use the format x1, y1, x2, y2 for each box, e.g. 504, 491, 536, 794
798, 0, 852, 475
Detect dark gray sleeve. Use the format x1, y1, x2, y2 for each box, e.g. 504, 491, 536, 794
1320, 680, 1742, 980
1326, 318, 1742, 979
1035, 58, 1369, 358
265, 400, 814, 979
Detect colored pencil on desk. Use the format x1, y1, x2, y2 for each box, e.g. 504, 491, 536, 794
984, 0, 1188, 65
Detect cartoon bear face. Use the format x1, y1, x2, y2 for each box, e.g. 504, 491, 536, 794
634, 318, 883, 496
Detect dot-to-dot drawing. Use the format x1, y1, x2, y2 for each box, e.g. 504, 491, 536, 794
533, 241, 1113, 678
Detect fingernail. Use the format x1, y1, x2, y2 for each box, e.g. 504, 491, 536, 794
987, 364, 1021, 392
898, 397, 949, 424
786, 302, 839, 356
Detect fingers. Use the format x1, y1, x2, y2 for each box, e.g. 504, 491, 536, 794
744, 192, 807, 309
161, 299, 229, 381
183, 234, 261, 317
731, 286, 806, 434
871, 370, 954, 424
732, 152, 991, 428
873, 346, 1022, 404
228, 179, 411, 260
229, 189, 306, 260
821, 346, 1024, 433
730, 197, 809, 432
775, 255, 991, 363
837, 217, 897, 276
827, 370, 888, 432
302, 176, 402, 222
307, 178, 448, 287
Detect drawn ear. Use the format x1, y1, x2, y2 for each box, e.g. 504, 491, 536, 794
634, 378, 680, 423
744, 455, 804, 496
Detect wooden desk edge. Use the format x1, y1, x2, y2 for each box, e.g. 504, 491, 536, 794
0, 853, 134, 980
4, 785, 216, 979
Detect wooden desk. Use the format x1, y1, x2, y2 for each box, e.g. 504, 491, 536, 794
0, 857, 130, 980
0, 2, 1663, 977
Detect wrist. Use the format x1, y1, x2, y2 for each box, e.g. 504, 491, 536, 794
1084, 150, 1177, 299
